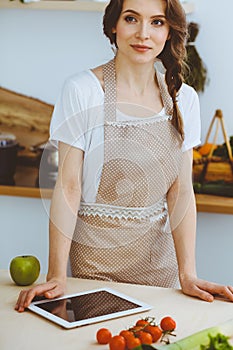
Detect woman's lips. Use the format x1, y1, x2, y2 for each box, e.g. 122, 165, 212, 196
130, 44, 151, 52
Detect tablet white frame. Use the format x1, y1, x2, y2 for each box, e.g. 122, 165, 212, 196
28, 287, 152, 329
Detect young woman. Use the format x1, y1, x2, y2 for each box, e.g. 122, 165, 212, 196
15, 0, 233, 311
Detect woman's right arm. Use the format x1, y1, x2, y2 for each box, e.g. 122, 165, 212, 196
15, 141, 84, 312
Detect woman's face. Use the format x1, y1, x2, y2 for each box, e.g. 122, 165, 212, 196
113, 0, 170, 64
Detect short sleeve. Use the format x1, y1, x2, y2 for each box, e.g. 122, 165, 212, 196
179, 85, 201, 152
49, 77, 86, 151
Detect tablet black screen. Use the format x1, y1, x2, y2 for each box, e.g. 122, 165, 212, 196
35, 290, 141, 322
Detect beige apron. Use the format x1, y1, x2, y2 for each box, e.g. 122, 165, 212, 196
70, 59, 183, 288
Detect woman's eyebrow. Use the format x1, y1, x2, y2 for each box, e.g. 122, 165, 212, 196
122, 9, 166, 18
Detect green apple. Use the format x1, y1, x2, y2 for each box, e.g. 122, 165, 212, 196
9, 255, 40, 286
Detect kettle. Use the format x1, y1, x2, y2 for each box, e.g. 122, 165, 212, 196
33, 141, 58, 189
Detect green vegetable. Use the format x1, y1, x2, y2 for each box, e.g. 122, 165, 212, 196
200, 333, 233, 350
139, 319, 233, 350
201, 182, 233, 197
184, 22, 208, 92
193, 181, 233, 197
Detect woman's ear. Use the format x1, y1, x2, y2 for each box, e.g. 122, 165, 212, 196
112, 28, 116, 34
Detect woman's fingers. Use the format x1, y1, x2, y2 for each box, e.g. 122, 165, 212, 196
212, 285, 233, 302
182, 277, 233, 302
15, 281, 64, 312
15, 290, 29, 312
191, 287, 214, 302
197, 280, 233, 302
182, 281, 214, 302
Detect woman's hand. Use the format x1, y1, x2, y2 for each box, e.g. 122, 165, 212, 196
180, 274, 233, 302
15, 278, 66, 312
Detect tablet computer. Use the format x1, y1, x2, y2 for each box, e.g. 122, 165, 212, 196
28, 287, 152, 329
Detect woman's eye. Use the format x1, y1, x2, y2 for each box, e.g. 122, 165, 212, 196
152, 19, 164, 26
125, 15, 137, 23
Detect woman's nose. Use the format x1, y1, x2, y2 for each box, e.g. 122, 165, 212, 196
136, 23, 150, 40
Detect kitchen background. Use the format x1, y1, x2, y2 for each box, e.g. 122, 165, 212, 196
0, 0, 233, 285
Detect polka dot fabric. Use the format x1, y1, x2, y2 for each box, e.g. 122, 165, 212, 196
70, 59, 183, 288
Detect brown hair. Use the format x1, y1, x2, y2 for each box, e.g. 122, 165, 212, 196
103, 0, 187, 140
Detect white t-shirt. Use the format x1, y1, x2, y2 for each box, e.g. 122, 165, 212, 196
50, 69, 201, 203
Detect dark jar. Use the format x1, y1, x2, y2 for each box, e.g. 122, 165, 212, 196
0, 132, 19, 186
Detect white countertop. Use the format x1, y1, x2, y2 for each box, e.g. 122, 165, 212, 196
1, 270, 233, 350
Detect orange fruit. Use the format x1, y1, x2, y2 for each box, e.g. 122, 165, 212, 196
198, 143, 216, 156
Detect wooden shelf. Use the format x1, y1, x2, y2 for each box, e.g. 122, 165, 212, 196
1, 182, 233, 214
195, 194, 233, 215
0, 0, 195, 14
0, 185, 52, 199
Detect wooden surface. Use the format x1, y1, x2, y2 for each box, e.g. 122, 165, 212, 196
0, 185, 52, 199
0, 0, 195, 14
195, 193, 233, 215
1, 270, 233, 350
0, 87, 53, 134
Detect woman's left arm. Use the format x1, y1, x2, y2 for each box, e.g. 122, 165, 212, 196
167, 149, 233, 302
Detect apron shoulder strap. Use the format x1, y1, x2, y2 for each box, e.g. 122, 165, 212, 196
155, 70, 173, 117
103, 59, 117, 123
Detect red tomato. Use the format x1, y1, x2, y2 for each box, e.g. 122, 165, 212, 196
96, 328, 112, 344
145, 325, 162, 342
127, 337, 141, 350
109, 335, 126, 350
136, 319, 150, 328
119, 330, 135, 341
139, 331, 153, 344
160, 316, 176, 331
130, 325, 144, 337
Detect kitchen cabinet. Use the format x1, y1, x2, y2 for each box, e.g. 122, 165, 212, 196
0, 0, 195, 14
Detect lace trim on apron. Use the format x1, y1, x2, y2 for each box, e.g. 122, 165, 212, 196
78, 196, 167, 221
106, 114, 172, 128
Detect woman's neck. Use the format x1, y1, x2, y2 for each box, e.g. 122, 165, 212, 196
114, 55, 157, 97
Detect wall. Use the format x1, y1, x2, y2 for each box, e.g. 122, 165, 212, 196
0, 9, 112, 103
189, 0, 233, 143
0, 2, 233, 284
0, 1, 233, 140
196, 213, 233, 285
0, 196, 50, 274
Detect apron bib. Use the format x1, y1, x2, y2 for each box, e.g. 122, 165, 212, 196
70, 59, 183, 287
